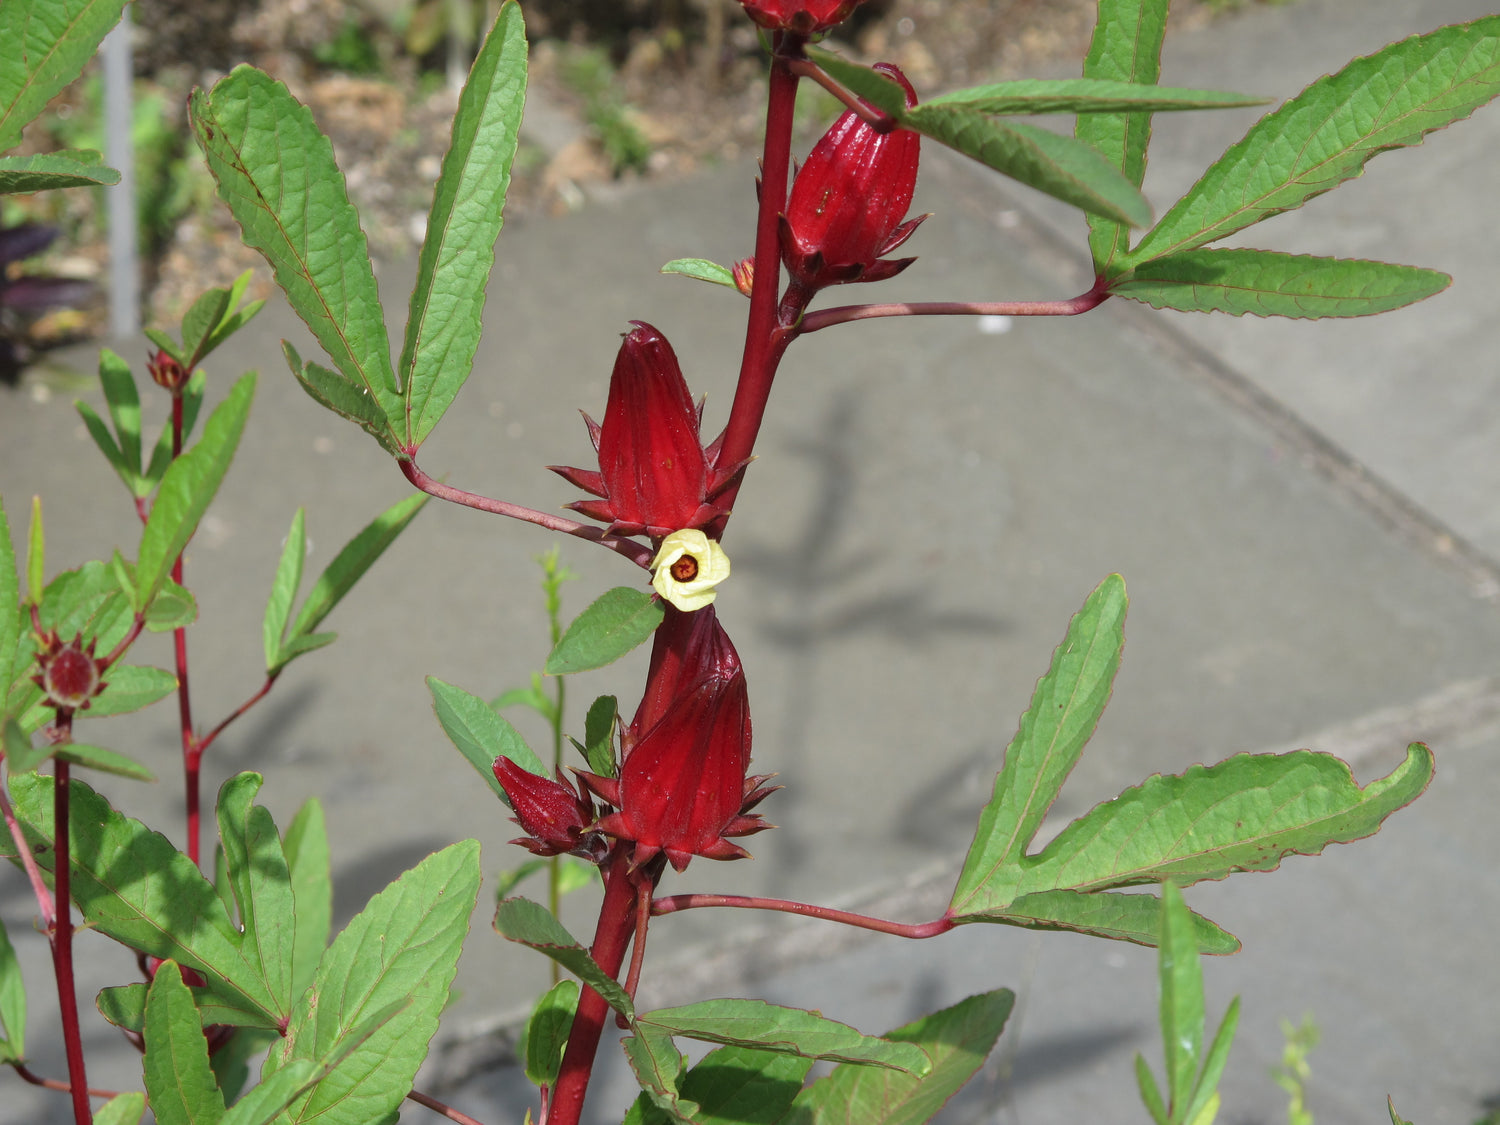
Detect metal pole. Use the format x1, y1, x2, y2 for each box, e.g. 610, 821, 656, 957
101, 10, 140, 339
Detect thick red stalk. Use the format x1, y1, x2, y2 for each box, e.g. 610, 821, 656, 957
714, 39, 802, 510
168, 392, 203, 865
652, 892, 955, 939
50, 760, 92, 1125
545, 848, 642, 1125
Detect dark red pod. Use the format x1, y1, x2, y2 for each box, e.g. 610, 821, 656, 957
493, 756, 607, 862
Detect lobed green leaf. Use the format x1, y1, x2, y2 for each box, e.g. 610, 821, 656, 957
143, 961, 227, 1125
282, 343, 400, 457
782, 990, 1014, 1125
952, 887, 1239, 954
546, 586, 665, 675
639, 1000, 929, 1074
1129, 17, 1500, 263
494, 896, 634, 1018
217, 774, 295, 1022
282, 798, 331, 1000
905, 106, 1152, 227
401, 1, 528, 449
950, 574, 1127, 915
673, 1045, 813, 1125
1110, 249, 1451, 317
189, 69, 402, 435
0, 0, 129, 151
623, 1023, 698, 1125
427, 675, 544, 798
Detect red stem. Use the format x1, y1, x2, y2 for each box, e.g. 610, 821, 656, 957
406, 1087, 487, 1125
651, 893, 955, 940
785, 57, 896, 131
163, 392, 205, 866
545, 848, 643, 1125
50, 758, 92, 1125
198, 674, 279, 756
713, 38, 802, 509
399, 459, 654, 569
99, 614, 147, 671
799, 284, 1112, 334
11, 1062, 126, 1102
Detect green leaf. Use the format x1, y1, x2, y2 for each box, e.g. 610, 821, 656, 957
1129, 17, 1500, 264
282, 343, 400, 457
98, 348, 143, 477
143, 961, 227, 1125
1185, 995, 1240, 1125
1136, 1053, 1170, 1125
143, 371, 209, 489
145, 328, 186, 364
101, 980, 278, 1034
144, 581, 198, 632
135, 373, 256, 610
217, 1060, 324, 1125
54, 742, 156, 781
277, 491, 427, 667
4, 717, 50, 773
783, 990, 1014, 1125
949, 574, 1127, 915
181, 288, 232, 368
0, 913, 25, 1062
952, 887, 1239, 954
805, 49, 909, 118
400, 1, 527, 449
639, 1001, 928, 1074
0, 497, 18, 699
1157, 883, 1204, 1115
904, 107, 1151, 227
189, 69, 402, 435
210, 1026, 281, 1110
0, 0, 129, 150
1110, 250, 1451, 318
83, 664, 178, 719
1, 774, 280, 1020
282, 798, 331, 999
96, 982, 147, 1031
673, 1045, 813, 1125
522, 979, 578, 1086
581, 693, 618, 777
93, 1093, 148, 1125
1015, 745, 1434, 895
546, 586, 665, 675
623, 1023, 698, 1125
493, 858, 548, 900
428, 675, 545, 798
493, 896, 633, 1019
1076, 0, 1172, 268
925, 79, 1263, 115
263, 509, 306, 672
217, 774, 295, 1022
76, 401, 135, 493
1387, 1097, 1415, 1125
0, 150, 120, 192
660, 258, 738, 289
267, 841, 479, 1125
194, 272, 265, 364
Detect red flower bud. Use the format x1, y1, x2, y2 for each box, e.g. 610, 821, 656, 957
781, 63, 926, 292
550, 323, 741, 540
581, 607, 774, 872
738, 0, 864, 35
493, 757, 607, 862
147, 348, 189, 392
31, 631, 107, 713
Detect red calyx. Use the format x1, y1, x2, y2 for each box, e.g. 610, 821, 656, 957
493, 756, 608, 863
32, 631, 107, 713
781, 63, 926, 292
737, 0, 865, 35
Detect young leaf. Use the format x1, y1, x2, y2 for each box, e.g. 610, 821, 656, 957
637, 1000, 930, 1074
952, 887, 1240, 954
0, 0, 131, 151
1014, 746, 1434, 896
623, 1023, 698, 1125
1136, 1053, 1170, 1125
493, 896, 634, 1019
54, 742, 156, 781
660, 259, 738, 289
0, 774, 281, 1021
135, 373, 256, 610
1387, 1097, 1416, 1125
4, 717, 51, 773
783, 990, 1014, 1125
493, 858, 548, 900
949, 574, 1127, 916
189, 69, 403, 433
545, 586, 665, 675
143, 960, 227, 1125
1110, 250, 1451, 318
76, 400, 135, 493
427, 675, 546, 798
400, 1, 528, 449
283, 343, 401, 457
26, 494, 44, 607
93, 1093, 148, 1125
1157, 882, 1205, 1116
268, 841, 480, 1125
673, 1044, 813, 1125
195, 271, 266, 363
0, 913, 25, 1062
98, 348, 143, 477
81, 664, 178, 719
276, 491, 427, 668
0, 497, 18, 697
180, 287, 232, 369
263, 508, 306, 672
903, 107, 1152, 227
1076, 0, 1171, 269
1129, 17, 1500, 264
216, 773, 295, 1021
0, 151, 121, 192
1185, 995, 1240, 1125
522, 979, 579, 1086
282, 797, 331, 999
924, 79, 1263, 115
581, 693, 618, 777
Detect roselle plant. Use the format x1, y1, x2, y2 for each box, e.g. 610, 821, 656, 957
3, 1, 1499, 1124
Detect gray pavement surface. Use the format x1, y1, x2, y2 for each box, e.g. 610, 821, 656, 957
4, 0, 1500, 1122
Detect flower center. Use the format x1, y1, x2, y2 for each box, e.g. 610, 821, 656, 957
670, 554, 700, 582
